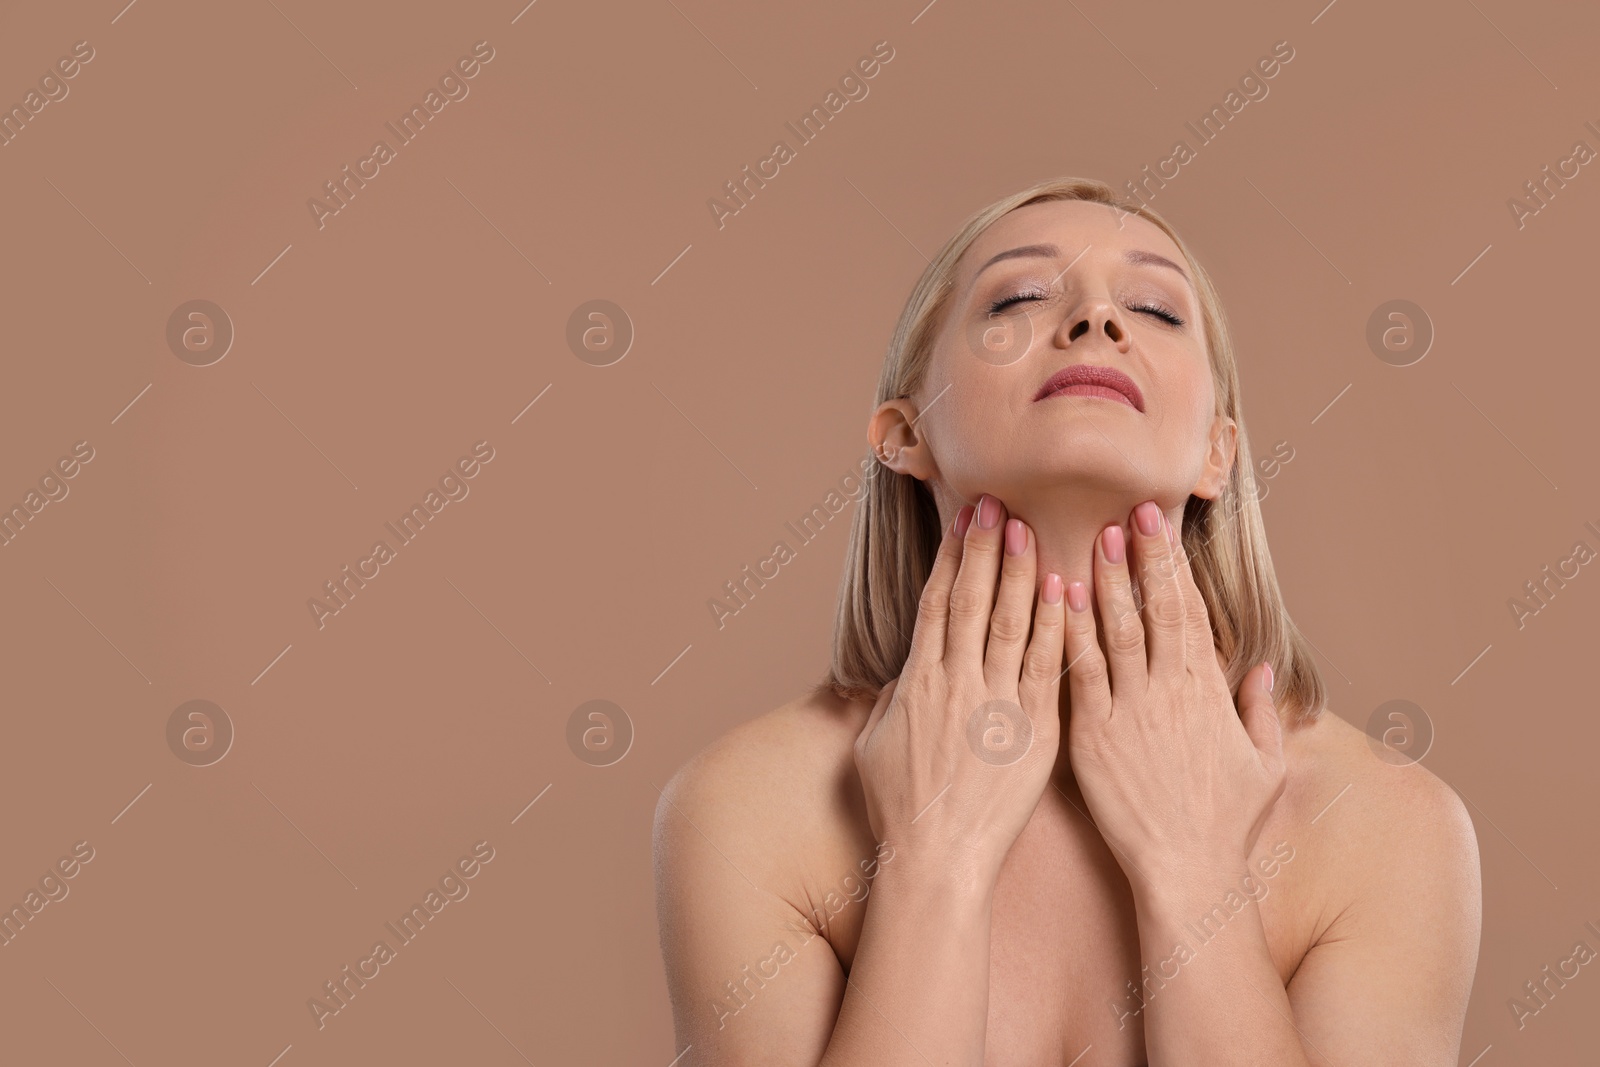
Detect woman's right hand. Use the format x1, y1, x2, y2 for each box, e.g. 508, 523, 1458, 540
853, 493, 1067, 883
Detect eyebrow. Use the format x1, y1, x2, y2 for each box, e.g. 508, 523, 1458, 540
973, 243, 1194, 292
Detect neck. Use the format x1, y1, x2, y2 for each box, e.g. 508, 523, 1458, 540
1016, 488, 1180, 601
951, 486, 1186, 794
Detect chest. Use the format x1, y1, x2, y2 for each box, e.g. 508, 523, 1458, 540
828, 797, 1312, 1067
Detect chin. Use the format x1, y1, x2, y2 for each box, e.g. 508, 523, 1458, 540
973, 465, 1148, 504
1017, 432, 1151, 472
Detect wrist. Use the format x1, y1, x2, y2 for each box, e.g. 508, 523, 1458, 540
1130, 864, 1265, 936
872, 842, 999, 910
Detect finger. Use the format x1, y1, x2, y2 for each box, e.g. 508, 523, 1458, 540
852, 676, 898, 771
1017, 572, 1065, 719
1239, 663, 1285, 771
858, 677, 897, 745
1062, 578, 1111, 725
1130, 501, 1185, 675
983, 517, 1038, 686
1092, 523, 1146, 695
906, 505, 973, 671
1168, 518, 1218, 669
945, 494, 1007, 673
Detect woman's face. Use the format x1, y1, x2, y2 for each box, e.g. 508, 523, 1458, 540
881, 199, 1234, 517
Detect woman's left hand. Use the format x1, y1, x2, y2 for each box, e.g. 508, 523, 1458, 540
1063, 500, 1286, 903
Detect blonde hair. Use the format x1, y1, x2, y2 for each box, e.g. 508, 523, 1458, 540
813, 176, 1327, 728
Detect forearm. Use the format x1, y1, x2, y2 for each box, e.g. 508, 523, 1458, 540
818, 852, 997, 1067
1131, 884, 1316, 1067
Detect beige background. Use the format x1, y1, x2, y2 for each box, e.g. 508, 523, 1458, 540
0, 0, 1595, 1063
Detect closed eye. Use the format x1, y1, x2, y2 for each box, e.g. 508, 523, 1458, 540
1130, 302, 1186, 327
986, 289, 1050, 315
985, 291, 1186, 328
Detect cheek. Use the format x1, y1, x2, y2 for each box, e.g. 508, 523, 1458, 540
920, 383, 1020, 492
927, 402, 992, 476
1137, 359, 1216, 463
926, 348, 1020, 441
1164, 370, 1223, 486
1157, 357, 1217, 431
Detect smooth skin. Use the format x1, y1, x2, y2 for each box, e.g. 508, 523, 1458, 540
655, 497, 1480, 1065
1062, 501, 1297, 1065
653, 201, 1481, 1066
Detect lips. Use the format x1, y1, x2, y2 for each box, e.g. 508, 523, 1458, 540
1032, 364, 1145, 412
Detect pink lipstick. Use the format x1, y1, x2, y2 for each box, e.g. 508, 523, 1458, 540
1032, 365, 1144, 412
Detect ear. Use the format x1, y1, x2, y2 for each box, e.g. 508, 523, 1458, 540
1190, 414, 1238, 501
868, 399, 940, 482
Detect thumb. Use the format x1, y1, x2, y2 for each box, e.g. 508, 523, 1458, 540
858, 676, 899, 746
1238, 662, 1283, 764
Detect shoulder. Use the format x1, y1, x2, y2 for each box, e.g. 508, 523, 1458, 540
1271, 713, 1482, 1059
653, 685, 869, 828
1282, 708, 1476, 853
652, 686, 874, 907
1278, 707, 1481, 931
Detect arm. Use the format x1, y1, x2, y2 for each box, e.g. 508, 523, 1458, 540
1130, 873, 1319, 1066
654, 495, 1068, 1065
1062, 503, 1479, 1064
821, 851, 1001, 1067
652, 745, 1002, 1067
1126, 777, 1472, 1067
1133, 768, 1479, 1065
1277, 770, 1481, 1064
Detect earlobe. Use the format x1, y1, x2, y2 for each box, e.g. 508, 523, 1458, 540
1190, 416, 1238, 500
868, 399, 939, 481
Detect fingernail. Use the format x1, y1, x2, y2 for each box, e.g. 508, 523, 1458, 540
1042, 572, 1063, 604
978, 494, 1001, 529
1005, 518, 1027, 556
1264, 662, 1275, 693
1135, 501, 1161, 537
1102, 525, 1125, 564
954, 504, 975, 539
1066, 580, 1088, 612
1167, 519, 1177, 548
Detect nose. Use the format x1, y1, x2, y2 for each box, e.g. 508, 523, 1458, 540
1057, 297, 1130, 352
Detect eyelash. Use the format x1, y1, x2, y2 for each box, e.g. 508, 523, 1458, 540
985, 288, 1186, 327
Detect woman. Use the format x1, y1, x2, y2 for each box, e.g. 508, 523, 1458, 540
653, 177, 1481, 1066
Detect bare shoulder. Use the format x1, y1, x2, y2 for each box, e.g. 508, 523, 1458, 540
652, 685, 875, 909
1271, 715, 1482, 1061
1282, 707, 1475, 847
651, 689, 881, 1059
1277, 706, 1481, 922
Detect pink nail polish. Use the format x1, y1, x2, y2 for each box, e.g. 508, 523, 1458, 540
1042, 572, 1063, 604
1135, 501, 1161, 537
978, 494, 1001, 529
1005, 518, 1027, 556
1103, 525, 1125, 564
1066, 581, 1088, 613
954, 505, 975, 539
